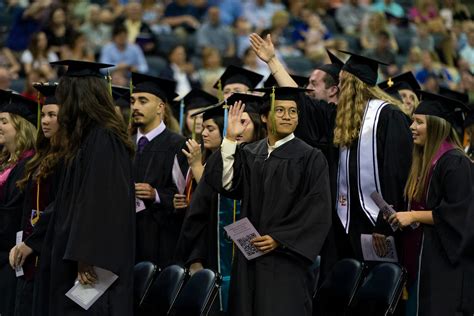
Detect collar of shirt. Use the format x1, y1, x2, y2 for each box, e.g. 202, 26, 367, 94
137, 121, 166, 143
267, 133, 295, 157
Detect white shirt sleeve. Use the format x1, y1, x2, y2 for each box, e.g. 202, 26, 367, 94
221, 137, 237, 190
21, 50, 33, 64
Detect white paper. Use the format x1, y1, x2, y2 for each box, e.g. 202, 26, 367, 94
135, 198, 146, 213
361, 234, 398, 262
15, 231, 24, 277
66, 267, 118, 310
224, 217, 264, 260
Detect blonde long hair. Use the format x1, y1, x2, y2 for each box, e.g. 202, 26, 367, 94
334, 71, 404, 147
404, 115, 463, 203
0, 114, 36, 170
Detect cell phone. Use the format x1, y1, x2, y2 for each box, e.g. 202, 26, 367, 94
370, 192, 398, 232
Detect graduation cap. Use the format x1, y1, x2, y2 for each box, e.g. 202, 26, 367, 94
182, 89, 218, 112
315, 49, 345, 82
438, 87, 469, 105
131, 72, 178, 103
339, 50, 388, 86
465, 110, 474, 128
213, 65, 264, 90
190, 101, 225, 122
33, 82, 58, 105
0, 89, 38, 126
415, 90, 467, 133
263, 74, 308, 88
111, 85, 130, 109
226, 93, 264, 114
50, 60, 113, 78
378, 72, 421, 93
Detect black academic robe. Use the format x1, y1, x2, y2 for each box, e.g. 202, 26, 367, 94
0, 157, 31, 316
418, 150, 474, 316
14, 164, 62, 316
133, 128, 188, 267
205, 137, 332, 316
33, 127, 135, 316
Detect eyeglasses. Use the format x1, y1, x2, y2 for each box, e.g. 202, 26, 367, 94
274, 106, 298, 118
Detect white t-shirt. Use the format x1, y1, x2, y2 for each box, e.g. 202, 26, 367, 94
20, 50, 59, 69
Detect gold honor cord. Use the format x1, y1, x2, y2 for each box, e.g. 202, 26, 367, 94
270, 86, 276, 135
217, 79, 224, 102
128, 78, 134, 124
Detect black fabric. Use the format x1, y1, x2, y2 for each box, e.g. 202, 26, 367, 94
213, 65, 263, 89
33, 83, 58, 105
0, 91, 38, 126
33, 127, 135, 316
264, 74, 308, 88
378, 71, 420, 92
50, 60, 113, 78
418, 150, 473, 316
132, 129, 188, 267
182, 89, 218, 111
0, 157, 31, 316
132, 72, 178, 103
204, 137, 332, 316
340, 50, 388, 86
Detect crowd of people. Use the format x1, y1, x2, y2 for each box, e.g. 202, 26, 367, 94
0, 0, 473, 316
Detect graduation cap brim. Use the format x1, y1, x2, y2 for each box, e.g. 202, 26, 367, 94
33, 83, 58, 105
190, 101, 225, 118
112, 85, 130, 101
315, 49, 345, 81
438, 87, 469, 105
51, 60, 113, 77
0, 90, 38, 126
213, 65, 264, 89
465, 111, 474, 128
252, 87, 312, 101
226, 93, 264, 114
340, 50, 388, 86
182, 89, 219, 111
263, 74, 308, 88
378, 72, 421, 92
415, 90, 467, 131
131, 72, 178, 102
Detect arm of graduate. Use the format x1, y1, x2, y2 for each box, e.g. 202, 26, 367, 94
23, 201, 55, 253
374, 107, 413, 236
267, 150, 332, 264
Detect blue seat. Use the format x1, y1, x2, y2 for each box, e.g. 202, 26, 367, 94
169, 269, 221, 316
133, 261, 158, 309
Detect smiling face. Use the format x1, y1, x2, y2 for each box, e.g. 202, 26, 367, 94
262, 100, 299, 138
411, 114, 427, 146
399, 89, 419, 115
0, 112, 17, 150
201, 118, 222, 150
41, 104, 60, 139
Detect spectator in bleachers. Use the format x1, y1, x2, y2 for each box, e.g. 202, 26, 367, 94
235, 16, 253, 58
197, 47, 225, 94
196, 6, 235, 58
103, 0, 125, 22
142, 0, 172, 35
460, 28, 474, 73
440, 0, 471, 30
80, 4, 112, 56
21, 69, 47, 100
215, 0, 242, 26
336, 0, 369, 36
268, 10, 300, 58
42, 6, 75, 58
303, 12, 332, 63
360, 12, 398, 52
20, 32, 58, 81
415, 51, 453, 88
412, 23, 435, 52
242, 47, 270, 79
409, 0, 439, 24
6, 0, 49, 53
371, 0, 405, 19
0, 44, 20, 80
243, 0, 284, 34
402, 46, 423, 73
62, 32, 95, 62
116, 2, 157, 55
161, 44, 200, 98
0, 67, 12, 90
366, 30, 399, 78
162, 0, 201, 35
99, 24, 149, 79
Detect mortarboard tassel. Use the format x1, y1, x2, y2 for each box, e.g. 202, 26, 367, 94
192, 116, 197, 140
223, 99, 229, 138
270, 86, 276, 135
128, 77, 134, 124
36, 90, 41, 131
179, 98, 185, 133
107, 70, 112, 96
217, 79, 224, 102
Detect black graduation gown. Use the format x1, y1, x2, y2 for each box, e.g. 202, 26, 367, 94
205, 137, 332, 316
418, 150, 474, 316
132, 128, 187, 267
0, 157, 31, 316
14, 164, 62, 316
33, 127, 135, 316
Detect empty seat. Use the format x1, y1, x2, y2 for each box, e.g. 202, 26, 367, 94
133, 261, 158, 309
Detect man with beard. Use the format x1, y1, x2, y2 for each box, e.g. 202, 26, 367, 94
130, 72, 188, 267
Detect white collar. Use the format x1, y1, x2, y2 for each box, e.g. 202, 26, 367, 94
137, 121, 166, 143
267, 133, 295, 156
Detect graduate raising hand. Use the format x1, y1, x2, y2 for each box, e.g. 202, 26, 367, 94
249, 33, 276, 63
226, 101, 249, 141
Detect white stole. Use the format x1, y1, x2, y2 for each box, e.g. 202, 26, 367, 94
336, 99, 387, 233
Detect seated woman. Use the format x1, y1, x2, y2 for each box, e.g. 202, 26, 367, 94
0, 90, 37, 316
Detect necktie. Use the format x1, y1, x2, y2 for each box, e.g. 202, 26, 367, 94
137, 136, 149, 154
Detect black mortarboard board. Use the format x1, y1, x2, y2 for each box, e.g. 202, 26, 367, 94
182, 89, 219, 112
190, 102, 225, 122
378, 71, 421, 93
112, 85, 129, 102
0, 89, 38, 126
315, 49, 345, 82
263, 74, 308, 88
438, 87, 469, 105
415, 90, 467, 133
33, 82, 58, 105
131, 72, 178, 103
213, 65, 264, 89
226, 93, 264, 114
465, 110, 474, 128
340, 50, 388, 86
50, 60, 113, 77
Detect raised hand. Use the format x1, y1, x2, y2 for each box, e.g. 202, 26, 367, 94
226, 101, 249, 141
249, 33, 276, 63
182, 139, 202, 167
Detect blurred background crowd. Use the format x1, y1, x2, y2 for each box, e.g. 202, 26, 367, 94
0, 0, 473, 103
